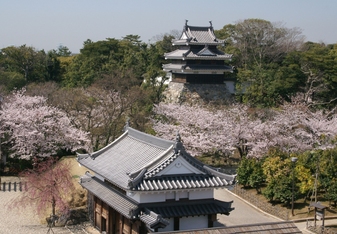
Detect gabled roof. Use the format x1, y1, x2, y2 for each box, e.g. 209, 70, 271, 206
173, 20, 224, 46
77, 126, 236, 191
77, 127, 175, 190
80, 172, 138, 218
163, 63, 233, 74
164, 47, 232, 60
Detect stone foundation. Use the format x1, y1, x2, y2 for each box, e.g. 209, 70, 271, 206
163, 82, 234, 105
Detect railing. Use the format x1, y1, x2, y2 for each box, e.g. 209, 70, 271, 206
307, 220, 337, 234
233, 185, 289, 220
0, 181, 27, 192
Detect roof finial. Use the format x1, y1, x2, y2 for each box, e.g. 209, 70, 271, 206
209, 21, 213, 27
185, 19, 188, 27
123, 118, 130, 131
176, 131, 181, 143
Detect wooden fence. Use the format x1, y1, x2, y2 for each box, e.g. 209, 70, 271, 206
0, 181, 26, 192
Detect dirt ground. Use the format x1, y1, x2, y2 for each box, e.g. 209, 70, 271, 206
59, 156, 93, 209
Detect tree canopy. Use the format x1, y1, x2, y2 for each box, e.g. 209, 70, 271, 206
0, 89, 89, 160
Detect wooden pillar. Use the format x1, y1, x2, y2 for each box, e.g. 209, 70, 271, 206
208, 214, 216, 228
174, 217, 179, 231
131, 221, 141, 234
102, 203, 109, 233
94, 197, 102, 231
118, 214, 123, 234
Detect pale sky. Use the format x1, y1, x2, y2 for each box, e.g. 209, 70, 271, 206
1, 0, 337, 53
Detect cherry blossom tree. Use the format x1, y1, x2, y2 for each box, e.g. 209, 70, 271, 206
9, 157, 75, 220
0, 89, 90, 160
151, 102, 337, 158
152, 103, 261, 157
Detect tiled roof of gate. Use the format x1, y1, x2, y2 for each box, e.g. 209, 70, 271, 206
77, 127, 174, 190
141, 199, 234, 218
80, 173, 138, 218
78, 126, 236, 191
134, 174, 232, 191
139, 208, 170, 229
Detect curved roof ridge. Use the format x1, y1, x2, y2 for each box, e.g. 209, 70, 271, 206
144, 151, 178, 179
203, 165, 236, 184
126, 127, 174, 149
127, 168, 147, 189
77, 130, 128, 159
133, 145, 175, 179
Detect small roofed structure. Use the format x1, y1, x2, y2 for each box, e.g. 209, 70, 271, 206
310, 202, 327, 228
77, 125, 236, 233
163, 20, 234, 85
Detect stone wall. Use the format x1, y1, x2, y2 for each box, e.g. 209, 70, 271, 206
162, 82, 234, 105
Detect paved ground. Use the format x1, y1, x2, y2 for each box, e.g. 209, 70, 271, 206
214, 187, 281, 226
215, 187, 337, 233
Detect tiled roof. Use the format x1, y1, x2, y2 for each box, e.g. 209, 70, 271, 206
134, 174, 232, 191
158, 221, 301, 234
77, 127, 174, 189
165, 48, 232, 60
78, 127, 236, 191
139, 208, 170, 229
80, 173, 138, 218
141, 199, 234, 218
173, 22, 224, 46
163, 64, 233, 73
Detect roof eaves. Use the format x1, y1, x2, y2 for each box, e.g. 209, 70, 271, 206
203, 165, 236, 185
139, 208, 170, 229
80, 173, 139, 219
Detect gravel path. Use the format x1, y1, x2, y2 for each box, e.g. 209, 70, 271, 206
0, 177, 97, 234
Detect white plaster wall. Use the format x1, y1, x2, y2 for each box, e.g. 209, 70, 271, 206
165, 191, 175, 200
189, 189, 213, 200
131, 192, 166, 203
131, 189, 214, 203
180, 216, 208, 230
175, 191, 188, 200
157, 157, 204, 176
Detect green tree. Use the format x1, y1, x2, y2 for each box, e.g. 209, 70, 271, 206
319, 149, 337, 206
237, 157, 265, 192
56, 45, 72, 57
287, 42, 337, 108
0, 70, 25, 92
262, 150, 298, 204
216, 19, 305, 107
1, 45, 47, 83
